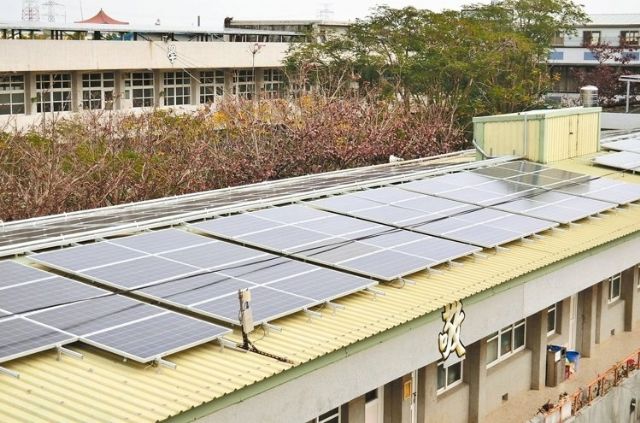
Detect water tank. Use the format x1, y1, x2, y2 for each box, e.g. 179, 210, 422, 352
580, 85, 598, 107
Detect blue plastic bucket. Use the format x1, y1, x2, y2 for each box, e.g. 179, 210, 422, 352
566, 351, 580, 371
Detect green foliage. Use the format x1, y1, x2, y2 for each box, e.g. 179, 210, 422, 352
286, 0, 588, 131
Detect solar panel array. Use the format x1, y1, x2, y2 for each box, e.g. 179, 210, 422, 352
310, 188, 557, 248
593, 151, 640, 172
0, 260, 230, 363
192, 205, 482, 280
31, 229, 376, 325
0, 155, 480, 257
594, 138, 640, 172
602, 138, 640, 153
396, 163, 619, 224
471, 161, 640, 206
4, 159, 640, 367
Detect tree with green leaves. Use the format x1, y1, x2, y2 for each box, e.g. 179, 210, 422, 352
285, 0, 588, 130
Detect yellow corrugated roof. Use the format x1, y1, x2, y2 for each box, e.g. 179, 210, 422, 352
2, 157, 640, 422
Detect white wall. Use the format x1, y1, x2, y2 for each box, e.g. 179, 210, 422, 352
0, 40, 289, 72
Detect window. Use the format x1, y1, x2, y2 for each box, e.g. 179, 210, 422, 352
486, 319, 526, 367
163, 71, 191, 106
437, 359, 463, 393
548, 51, 564, 60
262, 68, 285, 99
584, 52, 598, 61
608, 274, 621, 303
621, 31, 639, 46
0, 74, 25, 115
313, 407, 340, 423
125, 72, 154, 108
547, 304, 557, 336
622, 52, 640, 62
82, 72, 115, 110
233, 69, 255, 100
199, 70, 224, 103
583, 31, 601, 46
36, 73, 72, 113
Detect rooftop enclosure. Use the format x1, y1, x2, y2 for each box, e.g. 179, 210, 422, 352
473, 107, 601, 164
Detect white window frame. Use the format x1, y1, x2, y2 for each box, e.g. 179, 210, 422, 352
262, 68, 284, 99
163, 71, 191, 106
313, 406, 341, 423
583, 30, 601, 46
0, 74, 25, 115
608, 273, 621, 303
199, 70, 224, 103
437, 359, 463, 394
36, 73, 72, 113
547, 304, 557, 336
621, 30, 639, 45
125, 72, 154, 108
82, 72, 115, 110
233, 69, 255, 100
486, 319, 526, 368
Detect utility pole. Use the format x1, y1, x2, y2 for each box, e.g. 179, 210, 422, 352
249, 42, 264, 101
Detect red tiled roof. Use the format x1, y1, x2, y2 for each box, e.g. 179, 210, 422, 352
76, 9, 129, 25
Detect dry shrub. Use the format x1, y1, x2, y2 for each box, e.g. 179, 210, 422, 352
0, 95, 464, 221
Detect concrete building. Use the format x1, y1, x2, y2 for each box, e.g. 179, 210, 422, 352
0, 12, 302, 126
0, 108, 639, 423
550, 14, 640, 93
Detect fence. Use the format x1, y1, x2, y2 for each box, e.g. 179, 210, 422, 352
537, 349, 640, 422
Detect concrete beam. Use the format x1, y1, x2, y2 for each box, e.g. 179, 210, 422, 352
622, 266, 638, 332
526, 310, 547, 390
465, 340, 487, 423
577, 285, 597, 358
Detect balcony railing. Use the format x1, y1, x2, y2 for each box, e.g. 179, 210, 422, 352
536, 348, 640, 422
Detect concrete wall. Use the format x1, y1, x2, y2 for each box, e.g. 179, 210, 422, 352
0, 40, 289, 72
486, 350, 533, 413
573, 370, 640, 423
597, 280, 627, 344
432, 384, 470, 423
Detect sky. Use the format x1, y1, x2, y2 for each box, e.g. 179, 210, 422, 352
2, 0, 639, 28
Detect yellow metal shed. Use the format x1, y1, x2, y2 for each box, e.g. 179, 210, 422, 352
473, 107, 601, 163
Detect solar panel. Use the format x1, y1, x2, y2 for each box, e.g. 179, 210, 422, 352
593, 151, 640, 171
195, 214, 282, 237
27, 295, 161, 336
139, 274, 255, 306
339, 250, 432, 280
241, 225, 331, 250
82, 256, 201, 289
601, 138, 640, 153
294, 240, 380, 263
0, 260, 55, 288
108, 229, 212, 254
83, 312, 230, 362
352, 186, 422, 203
266, 268, 373, 301
193, 286, 318, 325
310, 195, 384, 213
31, 242, 146, 272
251, 204, 328, 224
0, 317, 76, 363
352, 205, 432, 225
558, 179, 640, 205
192, 206, 450, 280
0, 277, 107, 314
161, 241, 269, 270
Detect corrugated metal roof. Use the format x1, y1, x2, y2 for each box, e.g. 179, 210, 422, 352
2, 158, 640, 422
